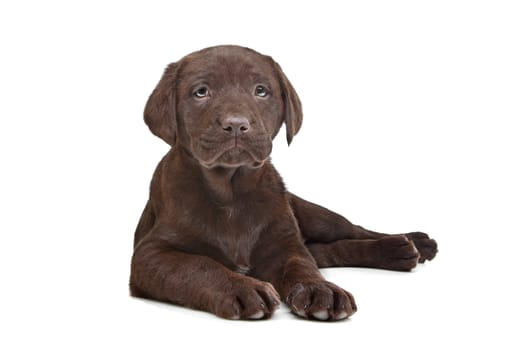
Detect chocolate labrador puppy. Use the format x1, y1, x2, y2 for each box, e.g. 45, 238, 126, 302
130, 45, 437, 321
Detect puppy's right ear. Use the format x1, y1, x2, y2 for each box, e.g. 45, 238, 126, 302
144, 62, 179, 146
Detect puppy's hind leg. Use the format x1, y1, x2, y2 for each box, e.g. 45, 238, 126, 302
307, 236, 421, 272
290, 194, 438, 264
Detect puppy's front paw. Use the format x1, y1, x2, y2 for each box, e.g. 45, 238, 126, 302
286, 281, 357, 321
215, 277, 280, 320
404, 232, 438, 263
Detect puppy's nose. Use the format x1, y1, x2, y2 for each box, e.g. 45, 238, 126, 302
221, 116, 250, 134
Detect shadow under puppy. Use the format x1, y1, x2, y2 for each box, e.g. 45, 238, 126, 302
130, 45, 438, 321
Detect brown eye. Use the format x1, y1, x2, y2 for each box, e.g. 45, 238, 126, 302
194, 86, 209, 98
255, 85, 269, 98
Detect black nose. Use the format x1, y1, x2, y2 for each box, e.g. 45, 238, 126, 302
221, 116, 250, 134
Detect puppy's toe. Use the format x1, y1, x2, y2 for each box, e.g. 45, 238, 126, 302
335, 311, 349, 320
312, 310, 329, 320
248, 310, 265, 319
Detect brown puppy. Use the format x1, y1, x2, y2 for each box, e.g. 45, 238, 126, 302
130, 45, 437, 321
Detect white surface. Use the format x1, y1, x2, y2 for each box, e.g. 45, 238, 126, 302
1, 1, 524, 349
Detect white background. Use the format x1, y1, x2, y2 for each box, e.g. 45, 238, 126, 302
1, 0, 524, 349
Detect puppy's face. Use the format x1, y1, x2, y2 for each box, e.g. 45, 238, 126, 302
177, 47, 281, 168
144, 46, 302, 169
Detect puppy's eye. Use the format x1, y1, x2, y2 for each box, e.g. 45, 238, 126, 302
194, 87, 209, 98
255, 85, 269, 98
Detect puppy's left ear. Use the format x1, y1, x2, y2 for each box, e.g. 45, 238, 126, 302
273, 61, 303, 145
144, 62, 179, 146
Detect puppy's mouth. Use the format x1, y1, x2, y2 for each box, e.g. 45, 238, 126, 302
201, 148, 264, 169
194, 137, 271, 169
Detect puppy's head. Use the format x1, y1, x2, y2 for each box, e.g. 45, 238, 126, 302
144, 45, 302, 169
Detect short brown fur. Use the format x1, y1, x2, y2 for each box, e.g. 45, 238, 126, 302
130, 45, 438, 321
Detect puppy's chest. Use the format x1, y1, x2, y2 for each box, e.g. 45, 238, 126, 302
211, 205, 267, 272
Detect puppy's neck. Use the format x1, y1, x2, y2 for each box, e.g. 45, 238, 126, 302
201, 165, 264, 204
175, 146, 265, 204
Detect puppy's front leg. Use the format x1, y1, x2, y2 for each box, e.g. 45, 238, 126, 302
250, 221, 358, 321
130, 236, 280, 320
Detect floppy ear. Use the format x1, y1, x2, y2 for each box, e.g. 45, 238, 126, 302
273, 61, 303, 145
144, 62, 179, 146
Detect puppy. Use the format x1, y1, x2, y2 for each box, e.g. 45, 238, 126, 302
130, 45, 437, 321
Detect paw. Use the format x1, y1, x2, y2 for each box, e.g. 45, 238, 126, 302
376, 235, 420, 271
214, 277, 280, 320
404, 232, 438, 263
286, 281, 357, 321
